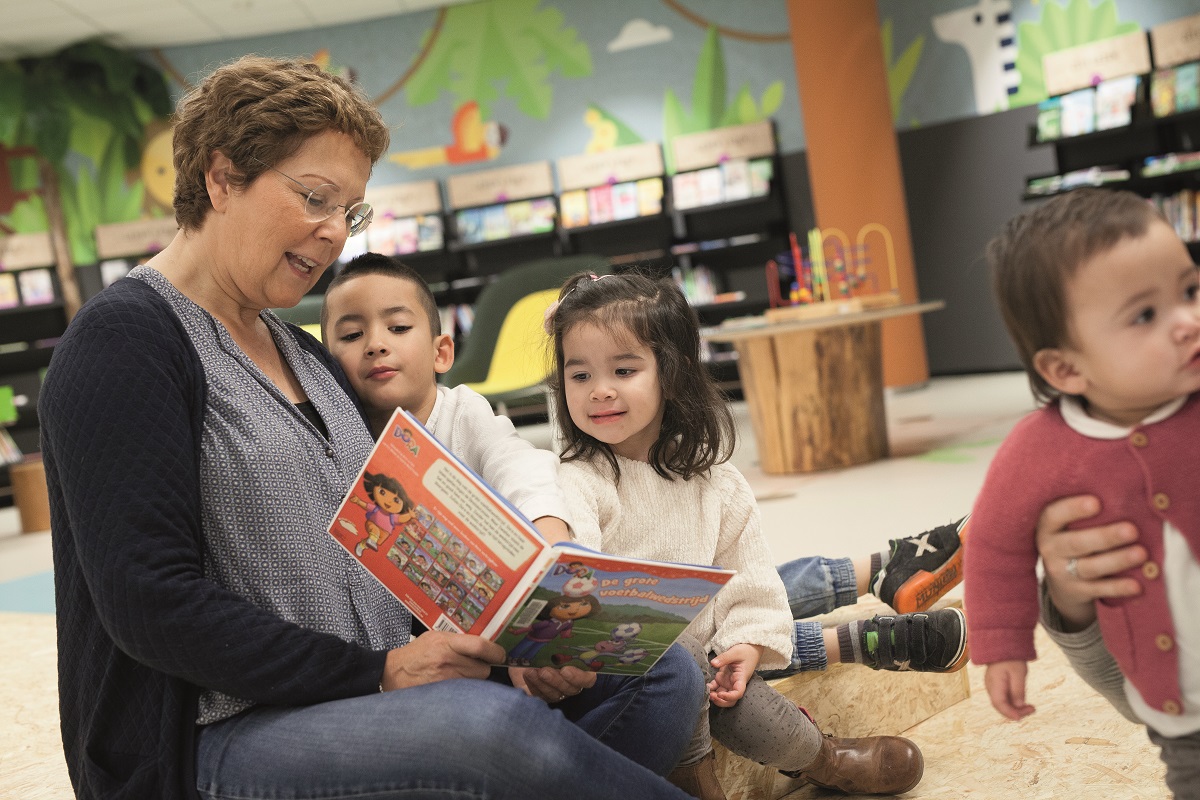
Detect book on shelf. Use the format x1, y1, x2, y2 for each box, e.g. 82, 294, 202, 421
394, 216, 420, 255
1059, 87, 1096, 137
0, 273, 18, 310
367, 214, 400, 255
456, 208, 485, 244
560, 189, 589, 228
748, 158, 773, 197
506, 200, 535, 236
328, 408, 735, 674
1153, 68, 1178, 117
99, 258, 134, 289
636, 177, 663, 216
1176, 63, 1200, 113
17, 268, 55, 305
416, 214, 444, 251
1095, 75, 1138, 131
721, 159, 752, 201
695, 167, 724, 206
529, 197, 557, 233
338, 231, 369, 264
672, 171, 701, 210
610, 181, 639, 221
586, 185, 614, 225
482, 204, 511, 241
1035, 96, 1063, 141
1143, 151, 1200, 178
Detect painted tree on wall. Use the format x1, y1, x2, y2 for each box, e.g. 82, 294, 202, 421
403, 0, 592, 120
881, 19, 924, 125
662, 26, 783, 172
1009, 0, 1140, 107
0, 41, 171, 281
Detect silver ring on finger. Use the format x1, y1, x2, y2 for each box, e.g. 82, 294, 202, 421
1065, 557, 1081, 580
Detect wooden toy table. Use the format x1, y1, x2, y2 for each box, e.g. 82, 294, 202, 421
704, 301, 944, 474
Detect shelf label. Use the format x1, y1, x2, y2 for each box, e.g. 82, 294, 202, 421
0, 232, 54, 270
94, 217, 179, 259
671, 121, 775, 173
556, 143, 664, 191
1151, 13, 1200, 69
1042, 31, 1151, 96
447, 162, 553, 209
366, 180, 442, 218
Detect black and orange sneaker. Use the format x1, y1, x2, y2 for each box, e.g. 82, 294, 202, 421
871, 516, 968, 614
861, 608, 968, 673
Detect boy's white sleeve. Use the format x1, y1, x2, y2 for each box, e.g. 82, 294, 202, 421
444, 387, 569, 524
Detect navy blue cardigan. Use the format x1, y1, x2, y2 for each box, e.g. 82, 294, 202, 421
40, 279, 388, 800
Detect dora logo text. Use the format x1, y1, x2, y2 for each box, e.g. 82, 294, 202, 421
392, 425, 420, 456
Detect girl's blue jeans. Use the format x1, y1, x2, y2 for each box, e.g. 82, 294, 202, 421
195, 644, 701, 800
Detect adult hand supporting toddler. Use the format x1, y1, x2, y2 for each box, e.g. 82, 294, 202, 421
1035, 494, 1147, 631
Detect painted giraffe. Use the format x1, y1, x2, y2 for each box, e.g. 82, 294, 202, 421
933, 0, 1020, 114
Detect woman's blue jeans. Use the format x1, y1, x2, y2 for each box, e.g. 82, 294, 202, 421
195, 644, 702, 799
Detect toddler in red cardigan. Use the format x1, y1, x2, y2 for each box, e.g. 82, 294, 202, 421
966, 188, 1200, 783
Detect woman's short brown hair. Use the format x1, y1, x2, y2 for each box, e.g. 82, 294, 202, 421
988, 188, 1164, 404
171, 55, 390, 231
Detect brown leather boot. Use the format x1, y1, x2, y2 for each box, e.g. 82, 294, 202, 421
667, 749, 728, 800
784, 734, 924, 795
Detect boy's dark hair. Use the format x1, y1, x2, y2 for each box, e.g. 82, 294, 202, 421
547, 270, 735, 481
321, 252, 441, 337
988, 188, 1164, 404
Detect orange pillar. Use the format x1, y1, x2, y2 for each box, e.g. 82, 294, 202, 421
786, 1, 929, 387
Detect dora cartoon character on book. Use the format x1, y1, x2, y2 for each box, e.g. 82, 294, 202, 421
506, 579, 600, 667
349, 471, 417, 557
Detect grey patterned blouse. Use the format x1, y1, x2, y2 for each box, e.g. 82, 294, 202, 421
132, 267, 411, 724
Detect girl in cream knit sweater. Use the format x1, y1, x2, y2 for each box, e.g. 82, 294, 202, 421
543, 271, 925, 799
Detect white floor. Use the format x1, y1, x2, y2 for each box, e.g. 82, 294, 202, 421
0, 370, 1037, 586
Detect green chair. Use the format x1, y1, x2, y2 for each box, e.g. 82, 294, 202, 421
441, 254, 612, 416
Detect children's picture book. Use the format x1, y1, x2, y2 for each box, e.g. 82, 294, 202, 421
99, 258, 133, 288
1095, 75, 1138, 131
586, 185, 614, 225
456, 208, 485, 244
0, 273, 18, 310
482, 204, 511, 241
721, 159, 751, 201
1035, 97, 1063, 142
1176, 63, 1200, 114
528, 197, 557, 233
505, 199, 535, 236
636, 178, 663, 216
416, 214, 444, 251
671, 171, 701, 210
367, 214, 400, 255
393, 216, 420, 255
17, 268, 55, 305
748, 159, 773, 197
328, 409, 735, 674
1152, 68, 1177, 118
1059, 87, 1096, 137
695, 167, 725, 206
560, 189, 589, 228
610, 181, 639, 221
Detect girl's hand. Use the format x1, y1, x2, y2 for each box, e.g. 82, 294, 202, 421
707, 643, 763, 708
983, 660, 1035, 720
513, 664, 597, 704
381, 632, 503, 690
1036, 495, 1146, 632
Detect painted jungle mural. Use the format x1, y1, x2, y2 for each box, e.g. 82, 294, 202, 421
2, 0, 1198, 268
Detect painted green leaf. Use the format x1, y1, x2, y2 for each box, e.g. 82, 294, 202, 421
724, 84, 758, 126
662, 89, 689, 174
691, 26, 726, 130
405, 0, 591, 119
0, 64, 24, 145
1009, 0, 1140, 108
890, 35, 924, 120
760, 81, 784, 118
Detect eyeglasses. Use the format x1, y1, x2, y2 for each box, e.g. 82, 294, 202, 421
252, 158, 373, 236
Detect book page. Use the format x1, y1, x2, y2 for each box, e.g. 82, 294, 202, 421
494, 547, 733, 675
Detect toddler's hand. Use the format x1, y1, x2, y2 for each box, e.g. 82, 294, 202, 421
984, 660, 1035, 720
707, 643, 763, 708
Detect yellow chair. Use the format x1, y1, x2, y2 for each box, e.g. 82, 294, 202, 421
441, 254, 612, 415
